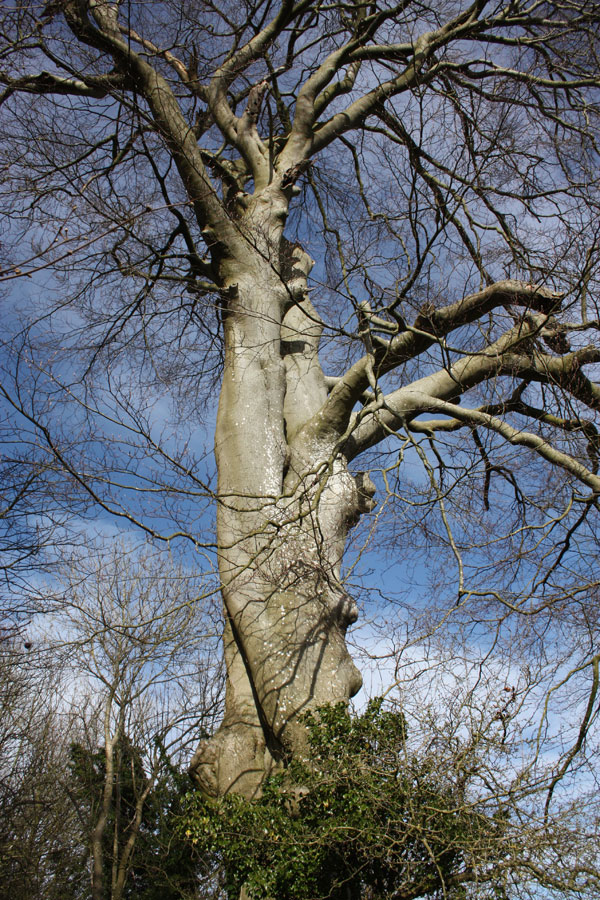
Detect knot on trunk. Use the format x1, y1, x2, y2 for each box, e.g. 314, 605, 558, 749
189, 724, 275, 798
330, 592, 359, 627
279, 238, 314, 287
189, 736, 219, 796
355, 471, 377, 513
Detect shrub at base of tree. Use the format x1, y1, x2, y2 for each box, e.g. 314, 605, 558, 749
183, 700, 516, 900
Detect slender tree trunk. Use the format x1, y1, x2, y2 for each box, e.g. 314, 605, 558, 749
113, 781, 153, 900
92, 703, 119, 900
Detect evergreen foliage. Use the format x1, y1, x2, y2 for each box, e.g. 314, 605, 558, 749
184, 700, 502, 900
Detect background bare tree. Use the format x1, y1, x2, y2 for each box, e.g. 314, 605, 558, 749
1, 543, 223, 900
0, 629, 87, 899
1, 0, 600, 895
57, 544, 222, 900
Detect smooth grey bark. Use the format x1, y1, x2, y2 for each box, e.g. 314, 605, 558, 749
189, 213, 370, 796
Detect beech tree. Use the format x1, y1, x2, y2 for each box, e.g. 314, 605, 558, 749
1, 0, 600, 837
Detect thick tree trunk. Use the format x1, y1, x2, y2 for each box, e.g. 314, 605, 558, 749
190, 211, 371, 797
